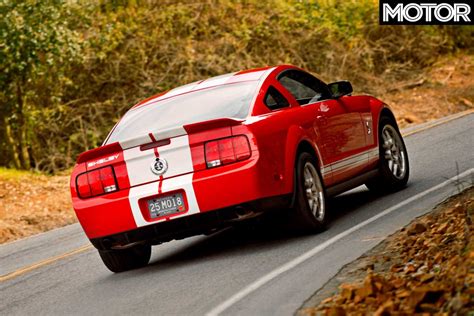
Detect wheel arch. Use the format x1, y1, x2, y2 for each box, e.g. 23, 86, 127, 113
288, 138, 324, 208
379, 107, 397, 126
295, 140, 320, 166
374, 105, 399, 147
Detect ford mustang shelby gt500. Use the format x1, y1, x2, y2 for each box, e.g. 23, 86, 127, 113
70, 65, 409, 272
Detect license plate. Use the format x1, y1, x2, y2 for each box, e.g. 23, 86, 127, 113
147, 193, 185, 218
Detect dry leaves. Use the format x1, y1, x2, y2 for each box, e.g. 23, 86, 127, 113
302, 188, 474, 315
0, 173, 76, 243
381, 54, 474, 128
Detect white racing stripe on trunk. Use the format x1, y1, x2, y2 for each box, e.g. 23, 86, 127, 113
128, 173, 200, 227
123, 134, 194, 187
120, 126, 187, 149
122, 131, 201, 227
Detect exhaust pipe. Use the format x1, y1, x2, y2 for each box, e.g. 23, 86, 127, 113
230, 206, 261, 221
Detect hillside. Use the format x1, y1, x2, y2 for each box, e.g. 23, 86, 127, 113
1, 0, 473, 173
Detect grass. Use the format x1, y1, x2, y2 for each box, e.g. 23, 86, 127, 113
0, 167, 45, 180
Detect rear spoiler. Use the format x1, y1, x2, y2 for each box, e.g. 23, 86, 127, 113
77, 142, 122, 164
183, 118, 244, 134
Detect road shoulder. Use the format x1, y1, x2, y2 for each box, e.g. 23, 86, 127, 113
299, 187, 474, 315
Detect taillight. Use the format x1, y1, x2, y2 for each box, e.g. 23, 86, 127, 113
76, 166, 118, 199
204, 135, 251, 168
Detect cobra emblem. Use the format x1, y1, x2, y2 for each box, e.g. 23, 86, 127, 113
150, 157, 168, 175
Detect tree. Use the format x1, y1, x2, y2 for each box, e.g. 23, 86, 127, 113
0, 0, 83, 169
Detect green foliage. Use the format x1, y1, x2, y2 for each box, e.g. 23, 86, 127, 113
0, 0, 472, 173
0, 0, 85, 170
0, 166, 43, 180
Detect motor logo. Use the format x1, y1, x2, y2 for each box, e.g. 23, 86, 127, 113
380, 0, 472, 25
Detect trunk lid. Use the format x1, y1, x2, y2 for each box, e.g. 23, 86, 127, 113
76, 118, 243, 190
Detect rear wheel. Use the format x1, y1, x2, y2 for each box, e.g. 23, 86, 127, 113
98, 244, 151, 273
366, 117, 409, 193
292, 152, 327, 232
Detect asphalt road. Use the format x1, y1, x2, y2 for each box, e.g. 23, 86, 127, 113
1, 112, 473, 316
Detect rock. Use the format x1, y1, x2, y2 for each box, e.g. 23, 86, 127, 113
407, 222, 428, 235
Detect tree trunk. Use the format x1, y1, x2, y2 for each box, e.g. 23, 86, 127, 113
15, 80, 30, 170
3, 118, 21, 169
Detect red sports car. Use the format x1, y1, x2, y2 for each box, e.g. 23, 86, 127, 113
70, 65, 409, 272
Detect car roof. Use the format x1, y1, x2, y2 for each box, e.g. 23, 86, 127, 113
131, 66, 295, 110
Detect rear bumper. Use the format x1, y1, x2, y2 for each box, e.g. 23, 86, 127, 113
90, 200, 259, 250
91, 194, 291, 251
73, 152, 289, 239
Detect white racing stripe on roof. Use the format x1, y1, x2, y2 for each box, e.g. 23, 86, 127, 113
194, 72, 237, 89
162, 80, 202, 99
131, 68, 274, 110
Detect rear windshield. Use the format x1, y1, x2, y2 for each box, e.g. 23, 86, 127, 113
106, 81, 258, 144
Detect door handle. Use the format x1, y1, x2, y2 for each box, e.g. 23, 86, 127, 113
365, 120, 372, 135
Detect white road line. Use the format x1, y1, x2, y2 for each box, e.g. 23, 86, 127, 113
206, 168, 474, 316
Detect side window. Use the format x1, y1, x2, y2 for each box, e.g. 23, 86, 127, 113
278, 70, 331, 105
264, 86, 289, 110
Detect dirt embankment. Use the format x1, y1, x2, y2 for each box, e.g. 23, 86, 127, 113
0, 54, 472, 244
300, 188, 474, 315
381, 54, 474, 128
0, 170, 75, 244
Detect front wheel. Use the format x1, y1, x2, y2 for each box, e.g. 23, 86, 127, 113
366, 117, 409, 193
291, 152, 327, 232
98, 244, 151, 273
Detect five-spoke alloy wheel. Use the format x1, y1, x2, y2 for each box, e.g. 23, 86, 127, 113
381, 124, 407, 180
303, 161, 325, 222
366, 116, 410, 192
293, 152, 327, 232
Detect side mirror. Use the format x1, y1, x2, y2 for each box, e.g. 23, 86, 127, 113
328, 81, 353, 99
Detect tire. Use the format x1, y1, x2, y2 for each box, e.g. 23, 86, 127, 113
98, 244, 151, 273
291, 152, 327, 232
366, 117, 410, 193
